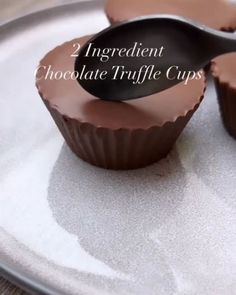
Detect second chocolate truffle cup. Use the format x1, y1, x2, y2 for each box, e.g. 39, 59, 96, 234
36, 37, 206, 170
105, 0, 236, 29
212, 58, 236, 139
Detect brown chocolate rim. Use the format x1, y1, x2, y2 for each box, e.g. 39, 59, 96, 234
210, 26, 236, 91
211, 61, 234, 89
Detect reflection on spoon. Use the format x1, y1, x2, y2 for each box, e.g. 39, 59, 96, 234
75, 15, 236, 101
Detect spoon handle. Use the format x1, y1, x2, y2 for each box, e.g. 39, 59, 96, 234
206, 28, 236, 57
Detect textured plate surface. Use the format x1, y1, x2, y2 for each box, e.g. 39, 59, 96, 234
1, 1, 236, 295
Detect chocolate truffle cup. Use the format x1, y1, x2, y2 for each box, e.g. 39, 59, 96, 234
212, 54, 236, 139
105, 0, 236, 145
36, 36, 206, 170
105, 0, 236, 30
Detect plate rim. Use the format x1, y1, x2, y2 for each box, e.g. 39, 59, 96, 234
0, 1, 105, 294
0, 262, 58, 295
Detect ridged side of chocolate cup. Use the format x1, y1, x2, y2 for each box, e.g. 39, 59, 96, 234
211, 25, 236, 140
38, 91, 204, 170
213, 76, 236, 139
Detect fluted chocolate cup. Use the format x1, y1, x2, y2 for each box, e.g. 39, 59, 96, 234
36, 36, 206, 170
212, 53, 236, 139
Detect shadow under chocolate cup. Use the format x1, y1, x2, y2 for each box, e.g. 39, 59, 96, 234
211, 53, 236, 140
36, 36, 206, 170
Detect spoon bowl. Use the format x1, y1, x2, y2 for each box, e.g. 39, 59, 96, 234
75, 15, 236, 101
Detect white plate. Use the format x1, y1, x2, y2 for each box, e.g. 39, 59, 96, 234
0, 1, 236, 294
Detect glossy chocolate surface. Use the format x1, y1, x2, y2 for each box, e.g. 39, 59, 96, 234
36, 36, 205, 130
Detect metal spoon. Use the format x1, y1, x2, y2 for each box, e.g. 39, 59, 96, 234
75, 15, 236, 101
